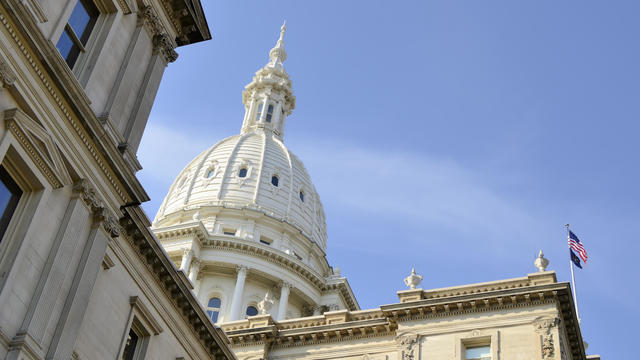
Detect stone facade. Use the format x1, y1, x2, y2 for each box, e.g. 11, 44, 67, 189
222, 272, 596, 360
0, 0, 234, 359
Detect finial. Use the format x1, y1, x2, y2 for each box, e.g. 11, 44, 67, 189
403, 268, 423, 289
534, 249, 549, 272
280, 20, 286, 42
269, 21, 288, 65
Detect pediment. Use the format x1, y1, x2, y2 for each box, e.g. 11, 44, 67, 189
4, 108, 72, 188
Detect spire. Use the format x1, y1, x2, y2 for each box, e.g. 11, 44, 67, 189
241, 22, 296, 139
268, 21, 287, 68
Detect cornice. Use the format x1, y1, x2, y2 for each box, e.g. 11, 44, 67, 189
221, 282, 586, 359
158, 0, 211, 46
120, 206, 236, 360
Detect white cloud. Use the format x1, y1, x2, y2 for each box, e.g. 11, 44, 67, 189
137, 121, 537, 250
290, 138, 536, 244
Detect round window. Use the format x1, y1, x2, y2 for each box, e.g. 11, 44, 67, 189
299, 190, 305, 202
271, 175, 279, 187
246, 305, 258, 317
205, 167, 215, 178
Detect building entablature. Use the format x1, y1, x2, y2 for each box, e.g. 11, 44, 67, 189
154, 221, 360, 312
155, 203, 328, 260
219, 275, 586, 359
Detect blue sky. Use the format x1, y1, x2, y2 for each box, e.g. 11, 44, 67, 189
138, 1, 639, 357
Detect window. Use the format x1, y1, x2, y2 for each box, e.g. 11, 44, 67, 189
271, 175, 279, 187
222, 228, 236, 236
206, 297, 221, 323
121, 328, 140, 360
265, 104, 274, 123
466, 345, 491, 360
255, 103, 263, 121
205, 167, 215, 178
56, 0, 99, 68
259, 237, 272, 246
299, 190, 304, 202
0, 166, 21, 242
238, 167, 248, 178
246, 305, 258, 317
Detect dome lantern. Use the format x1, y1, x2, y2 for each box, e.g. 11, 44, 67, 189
241, 22, 295, 140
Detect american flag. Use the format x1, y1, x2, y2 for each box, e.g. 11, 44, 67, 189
568, 230, 588, 263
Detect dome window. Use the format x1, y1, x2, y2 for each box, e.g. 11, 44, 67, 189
255, 103, 263, 121
205, 167, 215, 178
265, 104, 274, 123
206, 297, 221, 323
299, 190, 305, 202
271, 175, 279, 187
246, 305, 258, 317
238, 167, 248, 178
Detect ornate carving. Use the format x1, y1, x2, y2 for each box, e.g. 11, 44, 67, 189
403, 268, 423, 289
534, 318, 559, 359
73, 179, 102, 212
152, 33, 178, 63
257, 291, 275, 315
535, 250, 550, 272
102, 212, 121, 238
73, 179, 120, 237
138, 6, 178, 64
0, 60, 16, 87
396, 334, 419, 360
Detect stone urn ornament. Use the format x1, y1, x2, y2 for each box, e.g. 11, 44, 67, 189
534, 250, 549, 272
403, 268, 423, 289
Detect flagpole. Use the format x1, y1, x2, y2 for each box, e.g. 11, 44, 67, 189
566, 224, 581, 324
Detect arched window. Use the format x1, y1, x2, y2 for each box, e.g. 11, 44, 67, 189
246, 305, 258, 317
255, 103, 264, 121
299, 190, 305, 202
271, 175, 279, 187
206, 297, 221, 323
205, 167, 215, 178
265, 104, 274, 123
238, 167, 248, 178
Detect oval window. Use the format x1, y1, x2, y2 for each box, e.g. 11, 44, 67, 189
299, 190, 305, 202
246, 305, 258, 317
271, 175, 279, 187
238, 168, 248, 178
206, 167, 215, 178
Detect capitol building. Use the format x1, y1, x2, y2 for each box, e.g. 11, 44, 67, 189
151, 24, 599, 360
0, 0, 599, 358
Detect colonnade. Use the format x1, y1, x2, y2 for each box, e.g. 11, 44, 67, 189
179, 250, 295, 321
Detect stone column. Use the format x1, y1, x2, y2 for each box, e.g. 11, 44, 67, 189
188, 258, 200, 283
276, 282, 292, 321
45, 180, 120, 360
179, 248, 193, 272
229, 265, 249, 321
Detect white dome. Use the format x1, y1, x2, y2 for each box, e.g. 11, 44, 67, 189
154, 129, 327, 251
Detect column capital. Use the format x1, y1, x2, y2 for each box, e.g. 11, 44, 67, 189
236, 264, 250, 273
278, 281, 293, 290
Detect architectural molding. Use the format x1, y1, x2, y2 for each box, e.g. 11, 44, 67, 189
130, 296, 164, 335
534, 317, 560, 359
395, 333, 419, 360
138, 5, 178, 63
4, 108, 72, 188
119, 206, 235, 359
0, 58, 15, 87
73, 179, 120, 237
